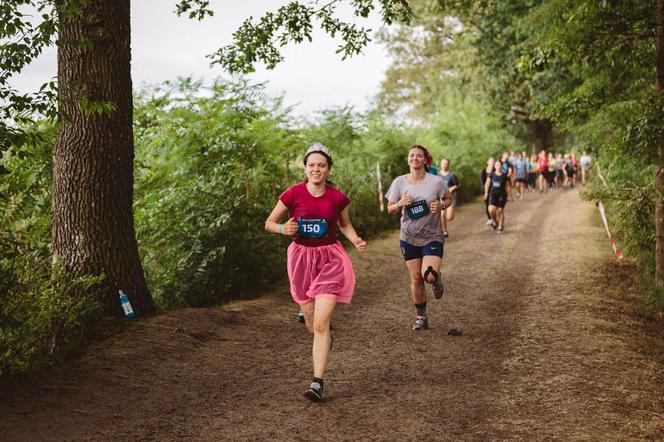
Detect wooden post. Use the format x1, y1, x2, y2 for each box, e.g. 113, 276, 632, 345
656, 0, 664, 286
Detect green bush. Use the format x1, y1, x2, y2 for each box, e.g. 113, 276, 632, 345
0, 125, 104, 376
578, 98, 662, 306
133, 79, 405, 309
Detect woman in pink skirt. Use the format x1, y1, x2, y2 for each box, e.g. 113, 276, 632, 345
265, 143, 366, 402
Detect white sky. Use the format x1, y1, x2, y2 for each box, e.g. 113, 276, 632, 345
12, 0, 393, 116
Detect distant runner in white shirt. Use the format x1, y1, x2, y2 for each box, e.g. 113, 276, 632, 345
579, 151, 591, 186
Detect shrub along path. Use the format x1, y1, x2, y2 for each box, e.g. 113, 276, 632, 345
1, 189, 663, 440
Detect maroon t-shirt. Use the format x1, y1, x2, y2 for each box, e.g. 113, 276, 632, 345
279, 181, 350, 246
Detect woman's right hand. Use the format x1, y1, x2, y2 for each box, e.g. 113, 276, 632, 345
281, 217, 298, 236
483, 193, 488, 201
397, 192, 413, 208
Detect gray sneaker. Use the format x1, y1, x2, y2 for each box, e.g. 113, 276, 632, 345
432, 278, 445, 299
412, 315, 428, 331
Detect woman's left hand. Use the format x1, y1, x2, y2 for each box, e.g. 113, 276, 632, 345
429, 200, 441, 213
353, 237, 367, 252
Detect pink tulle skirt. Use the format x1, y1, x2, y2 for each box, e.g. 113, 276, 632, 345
286, 241, 356, 305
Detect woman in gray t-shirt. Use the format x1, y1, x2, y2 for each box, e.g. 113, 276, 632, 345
386, 145, 452, 331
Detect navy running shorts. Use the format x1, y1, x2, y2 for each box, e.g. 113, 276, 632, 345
400, 240, 444, 261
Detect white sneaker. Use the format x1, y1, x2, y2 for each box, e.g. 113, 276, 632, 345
412, 315, 429, 330
486, 219, 493, 226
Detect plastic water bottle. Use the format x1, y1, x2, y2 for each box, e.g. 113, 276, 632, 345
119, 290, 135, 318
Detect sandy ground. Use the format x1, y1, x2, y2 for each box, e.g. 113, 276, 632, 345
1, 188, 663, 441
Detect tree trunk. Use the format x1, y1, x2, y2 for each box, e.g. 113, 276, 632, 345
53, 0, 155, 314
656, 0, 664, 286
531, 118, 552, 150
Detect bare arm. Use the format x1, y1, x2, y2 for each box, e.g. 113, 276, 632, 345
265, 200, 297, 235
442, 190, 453, 208
338, 206, 366, 252
449, 176, 460, 193
387, 192, 413, 215
484, 175, 491, 199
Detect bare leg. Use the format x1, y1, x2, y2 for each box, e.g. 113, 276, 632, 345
311, 297, 336, 379
422, 255, 442, 283
488, 205, 497, 223
405, 258, 426, 304
301, 301, 315, 335
446, 206, 455, 222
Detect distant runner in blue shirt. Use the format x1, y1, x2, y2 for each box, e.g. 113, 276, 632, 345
513, 153, 528, 199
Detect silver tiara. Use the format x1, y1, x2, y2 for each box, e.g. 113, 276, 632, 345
305, 142, 332, 160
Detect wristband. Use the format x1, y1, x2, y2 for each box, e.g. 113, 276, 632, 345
277, 224, 283, 235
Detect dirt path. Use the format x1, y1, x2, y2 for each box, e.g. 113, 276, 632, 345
2, 189, 663, 441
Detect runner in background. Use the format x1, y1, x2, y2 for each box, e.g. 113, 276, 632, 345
508, 151, 517, 181
570, 153, 578, 187
484, 159, 513, 233
265, 143, 366, 402
537, 150, 549, 193
563, 153, 574, 188
386, 145, 452, 331
439, 158, 461, 238
428, 160, 439, 176
555, 152, 565, 188
501, 151, 515, 183
546, 152, 556, 190
528, 154, 539, 191
513, 153, 528, 199
481, 157, 496, 226
579, 151, 591, 185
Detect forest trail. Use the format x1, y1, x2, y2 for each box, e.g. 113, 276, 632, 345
2, 189, 663, 441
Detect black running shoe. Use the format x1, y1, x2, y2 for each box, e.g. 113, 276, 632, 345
296, 309, 305, 324
432, 277, 445, 299
304, 380, 323, 402
412, 315, 428, 331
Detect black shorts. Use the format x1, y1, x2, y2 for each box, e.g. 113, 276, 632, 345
489, 192, 507, 208
516, 178, 527, 184
400, 240, 444, 261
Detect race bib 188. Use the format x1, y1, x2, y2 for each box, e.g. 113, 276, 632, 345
297, 218, 328, 238
406, 200, 430, 219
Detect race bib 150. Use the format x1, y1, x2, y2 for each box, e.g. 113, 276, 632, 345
297, 218, 328, 238
406, 200, 430, 219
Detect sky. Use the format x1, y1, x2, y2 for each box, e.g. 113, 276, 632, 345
12, 0, 394, 116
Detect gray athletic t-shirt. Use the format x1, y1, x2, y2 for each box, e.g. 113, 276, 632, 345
386, 173, 448, 246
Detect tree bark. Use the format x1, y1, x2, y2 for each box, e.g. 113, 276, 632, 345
656, 0, 664, 286
531, 118, 552, 150
53, 0, 155, 314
